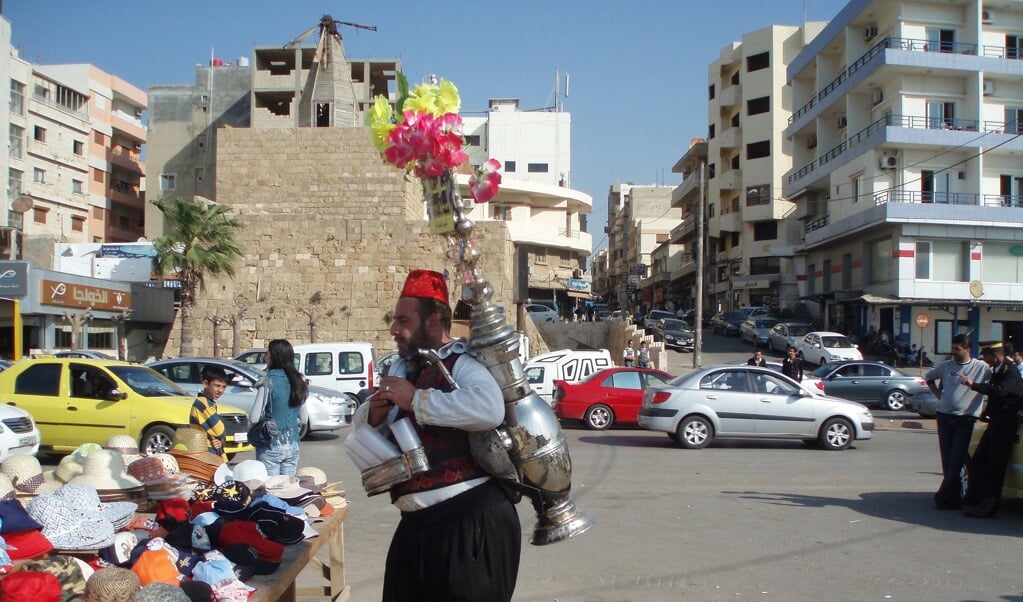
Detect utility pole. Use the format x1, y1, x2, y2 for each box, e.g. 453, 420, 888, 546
694, 163, 705, 369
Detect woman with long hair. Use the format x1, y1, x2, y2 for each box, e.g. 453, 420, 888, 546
255, 338, 309, 475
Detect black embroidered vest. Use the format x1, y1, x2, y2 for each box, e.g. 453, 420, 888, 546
389, 352, 486, 502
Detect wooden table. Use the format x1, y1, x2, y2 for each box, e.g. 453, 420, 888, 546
248, 504, 350, 602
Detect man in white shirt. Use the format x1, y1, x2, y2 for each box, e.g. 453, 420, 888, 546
355, 269, 520, 601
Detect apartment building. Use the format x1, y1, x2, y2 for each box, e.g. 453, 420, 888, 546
669, 138, 708, 312
602, 183, 674, 310
783, 0, 1023, 353
462, 98, 592, 313
704, 23, 827, 314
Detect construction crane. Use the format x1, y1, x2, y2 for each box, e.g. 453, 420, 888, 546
284, 15, 377, 52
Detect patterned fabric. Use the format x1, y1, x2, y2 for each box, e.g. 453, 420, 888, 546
189, 395, 227, 462
390, 353, 485, 502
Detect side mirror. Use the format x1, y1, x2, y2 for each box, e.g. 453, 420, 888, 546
107, 388, 128, 401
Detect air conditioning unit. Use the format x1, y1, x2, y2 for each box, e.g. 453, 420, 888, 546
879, 156, 898, 169
982, 10, 993, 24
865, 25, 878, 41
837, 116, 848, 129
871, 89, 884, 106
983, 80, 995, 96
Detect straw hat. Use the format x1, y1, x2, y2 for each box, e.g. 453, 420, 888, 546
84, 567, 139, 602
172, 427, 209, 453
125, 457, 191, 501
104, 435, 142, 468
0, 472, 16, 501
169, 451, 222, 484
50, 443, 103, 484
68, 450, 143, 492
1, 454, 45, 496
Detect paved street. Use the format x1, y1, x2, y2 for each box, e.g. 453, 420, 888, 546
284, 333, 1022, 602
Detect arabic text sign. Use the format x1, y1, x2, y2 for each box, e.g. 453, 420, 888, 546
41, 279, 131, 311
0, 262, 29, 298
567, 279, 591, 293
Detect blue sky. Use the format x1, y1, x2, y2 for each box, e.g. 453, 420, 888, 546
6, 0, 850, 255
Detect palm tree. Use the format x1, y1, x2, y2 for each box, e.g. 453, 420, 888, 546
151, 197, 244, 357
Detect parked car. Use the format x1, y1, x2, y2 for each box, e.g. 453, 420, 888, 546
768, 322, 815, 353
966, 421, 1023, 500
233, 349, 267, 370
637, 365, 874, 450
552, 367, 673, 430
52, 350, 117, 360
643, 310, 675, 334
710, 311, 746, 336
739, 317, 780, 347
525, 349, 614, 406
0, 403, 40, 462
148, 358, 356, 438
525, 304, 559, 323
0, 358, 252, 455
801, 361, 937, 412
594, 308, 612, 321
738, 306, 771, 319
654, 319, 694, 351
292, 342, 376, 399
609, 310, 631, 324
796, 331, 863, 366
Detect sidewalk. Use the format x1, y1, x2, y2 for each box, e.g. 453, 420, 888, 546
873, 411, 936, 432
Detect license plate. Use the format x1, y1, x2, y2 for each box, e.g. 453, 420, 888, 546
19, 436, 36, 446
233, 433, 248, 443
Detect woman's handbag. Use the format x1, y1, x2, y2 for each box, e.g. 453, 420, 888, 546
246, 378, 279, 447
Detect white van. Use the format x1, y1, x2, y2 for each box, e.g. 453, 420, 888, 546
292, 342, 376, 399
524, 349, 614, 406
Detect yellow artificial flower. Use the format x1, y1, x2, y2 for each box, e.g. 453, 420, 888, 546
435, 80, 460, 114
367, 96, 396, 151
404, 83, 440, 116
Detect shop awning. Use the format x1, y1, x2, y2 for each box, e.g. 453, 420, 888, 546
567, 291, 592, 299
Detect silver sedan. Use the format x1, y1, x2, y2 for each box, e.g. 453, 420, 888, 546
637, 365, 874, 450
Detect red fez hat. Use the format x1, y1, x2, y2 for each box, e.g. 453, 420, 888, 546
400, 270, 448, 305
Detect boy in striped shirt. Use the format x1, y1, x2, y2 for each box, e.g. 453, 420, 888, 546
189, 365, 230, 461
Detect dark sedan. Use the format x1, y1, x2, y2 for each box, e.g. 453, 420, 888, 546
654, 319, 694, 351
710, 310, 745, 337
802, 361, 937, 412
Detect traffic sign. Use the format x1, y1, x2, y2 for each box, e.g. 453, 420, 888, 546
915, 313, 930, 329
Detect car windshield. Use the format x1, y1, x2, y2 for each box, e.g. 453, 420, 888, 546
755, 319, 778, 328
109, 366, 190, 397
662, 319, 689, 331
788, 325, 813, 336
649, 311, 673, 320
217, 359, 265, 380
809, 364, 834, 377
724, 311, 745, 321
821, 336, 855, 348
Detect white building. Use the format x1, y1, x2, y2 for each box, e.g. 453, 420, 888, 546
461, 98, 592, 313
783, 0, 1023, 355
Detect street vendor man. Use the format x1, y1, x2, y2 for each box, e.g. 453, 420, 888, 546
352, 269, 521, 601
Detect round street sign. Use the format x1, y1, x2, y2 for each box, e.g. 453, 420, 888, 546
916, 313, 930, 329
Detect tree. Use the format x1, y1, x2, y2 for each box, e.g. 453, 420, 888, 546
151, 197, 244, 357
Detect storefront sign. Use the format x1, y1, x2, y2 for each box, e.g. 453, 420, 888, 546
0, 261, 29, 298
567, 279, 591, 293
630, 264, 647, 276
41, 279, 131, 311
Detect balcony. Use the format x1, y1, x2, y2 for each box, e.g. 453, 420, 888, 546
109, 147, 144, 172
718, 209, 742, 233
719, 168, 742, 191
671, 259, 698, 282
718, 84, 741, 107
109, 184, 143, 208
874, 190, 1023, 208
719, 126, 741, 149
672, 175, 700, 208
670, 218, 695, 244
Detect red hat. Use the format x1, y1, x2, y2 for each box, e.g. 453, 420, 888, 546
400, 270, 448, 305
155, 498, 190, 524
4, 529, 54, 560
0, 571, 61, 602
218, 520, 284, 563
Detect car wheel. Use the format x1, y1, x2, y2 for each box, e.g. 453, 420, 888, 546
141, 425, 176, 455
584, 404, 614, 430
299, 418, 310, 440
884, 390, 907, 412
818, 417, 854, 450
676, 415, 712, 449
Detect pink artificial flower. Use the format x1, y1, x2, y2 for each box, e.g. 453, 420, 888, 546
470, 158, 502, 203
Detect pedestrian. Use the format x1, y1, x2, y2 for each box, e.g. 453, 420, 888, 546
747, 349, 767, 367
637, 341, 651, 368
957, 341, 1023, 518
189, 365, 230, 462
254, 339, 308, 476
782, 346, 803, 382
587, 304, 594, 322
355, 269, 520, 601
925, 333, 991, 510
1006, 342, 1023, 377
623, 340, 636, 367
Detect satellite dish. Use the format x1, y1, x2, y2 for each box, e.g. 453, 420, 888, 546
11, 196, 33, 214
969, 280, 984, 298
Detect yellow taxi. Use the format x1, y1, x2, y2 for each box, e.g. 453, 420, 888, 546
0, 358, 253, 456
967, 420, 1023, 499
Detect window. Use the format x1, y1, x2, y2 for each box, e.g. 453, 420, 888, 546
464, 135, 480, 146
867, 238, 893, 284
9, 125, 23, 158
72, 179, 83, 194
527, 163, 549, 173
708, 163, 716, 179
607, 370, 642, 390
73, 140, 84, 156
753, 221, 778, 241
746, 140, 770, 160
33, 207, 47, 224
93, 168, 104, 183
94, 130, 104, 144
8, 169, 22, 198
33, 168, 45, 184
492, 205, 511, 221
504, 161, 516, 173
747, 96, 769, 115
33, 126, 46, 142
708, 123, 715, 139
535, 248, 547, 265
708, 84, 716, 100
851, 175, 861, 203
305, 352, 333, 376
656, 233, 669, 244
921, 170, 951, 203
927, 101, 955, 129
14, 364, 61, 396
746, 51, 770, 72
730, 71, 740, 86
525, 366, 545, 385
10, 81, 24, 115
746, 184, 770, 206
916, 241, 931, 279
160, 174, 176, 191
731, 232, 739, 247
1007, 34, 1021, 60
338, 352, 365, 375
730, 113, 740, 127
71, 216, 85, 232
749, 256, 780, 275
1004, 107, 1023, 134
926, 27, 955, 53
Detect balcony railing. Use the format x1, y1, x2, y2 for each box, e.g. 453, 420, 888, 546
788, 114, 888, 185
873, 190, 1023, 207
789, 35, 1016, 125
805, 214, 830, 234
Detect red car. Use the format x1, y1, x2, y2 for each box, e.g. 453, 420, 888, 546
553, 367, 673, 430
